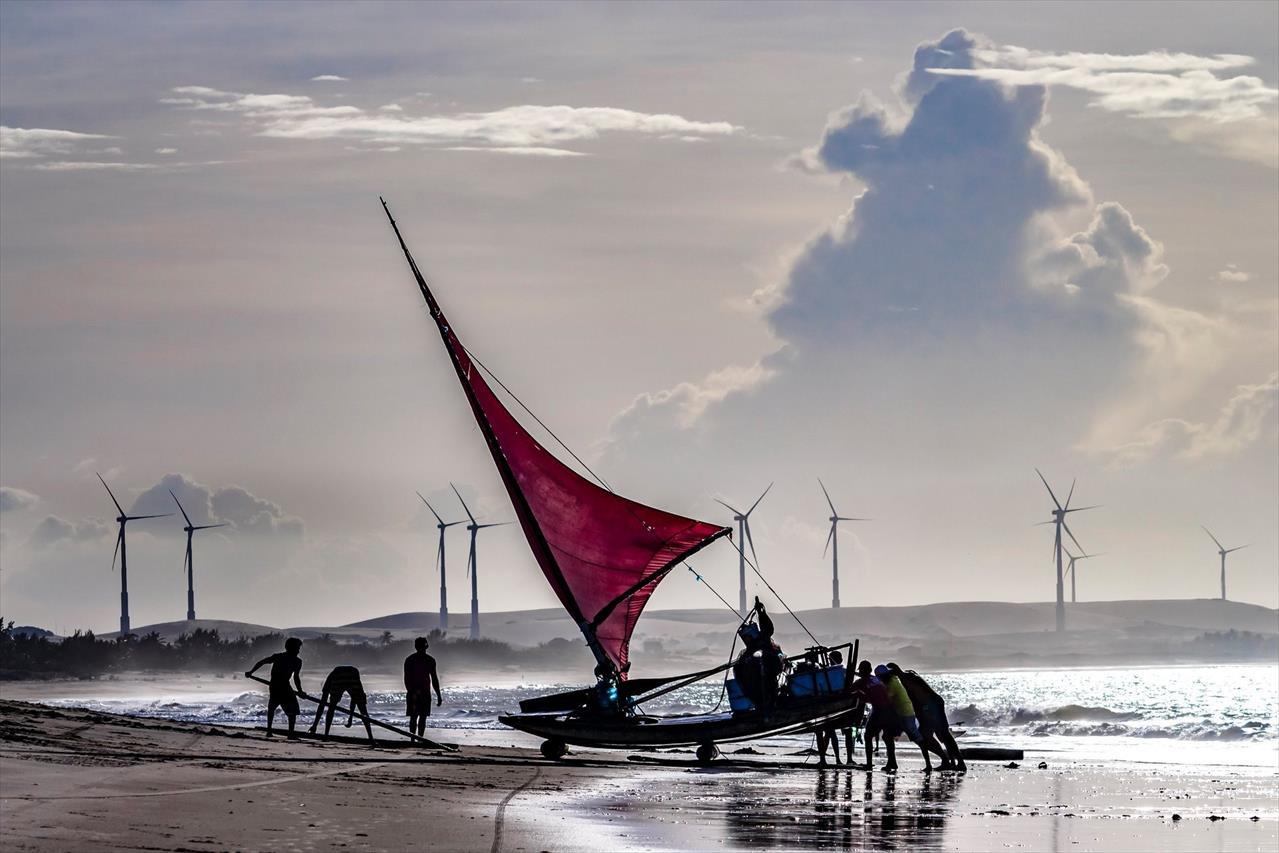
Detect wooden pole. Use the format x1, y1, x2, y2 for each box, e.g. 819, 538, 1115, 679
245, 674, 456, 751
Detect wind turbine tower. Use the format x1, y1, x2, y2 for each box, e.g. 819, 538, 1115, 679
1062, 547, 1102, 604
715, 483, 772, 616
451, 484, 508, 640
97, 473, 171, 635
818, 479, 869, 610
1202, 526, 1248, 601
419, 491, 464, 632
1035, 469, 1098, 632
170, 489, 227, 621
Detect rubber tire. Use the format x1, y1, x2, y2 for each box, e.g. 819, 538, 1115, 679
696, 742, 718, 765
540, 739, 568, 760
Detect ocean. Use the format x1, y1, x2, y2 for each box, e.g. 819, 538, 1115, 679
29, 663, 1279, 769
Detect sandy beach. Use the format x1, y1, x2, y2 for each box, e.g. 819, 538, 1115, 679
2, 699, 1275, 852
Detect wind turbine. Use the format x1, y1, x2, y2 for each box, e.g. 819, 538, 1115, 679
1062, 547, 1102, 604
818, 479, 869, 610
419, 491, 464, 632
450, 483, 508, 640
715, 483, 772, 616
1202, 526, 1248, 601
169, 490, 226, 621
97, 473, 171, 635
1035, 469, 1099, 632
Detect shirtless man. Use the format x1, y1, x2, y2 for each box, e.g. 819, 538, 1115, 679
404, 637, 443, 737
311, 665, 374, 743
245, 637, 303, 738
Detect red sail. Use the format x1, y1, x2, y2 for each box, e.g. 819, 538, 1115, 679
383, 201, 730, 674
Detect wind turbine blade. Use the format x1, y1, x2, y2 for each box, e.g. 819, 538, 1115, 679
837, 517, 870, 522
169, 490, 193, 527
743, 519, 760, 568
418, 492, 445, 525
1064, 505, 1101, 514
1063, 546, 1076, 560
1034, 469, 1062, 511
476, 522, 510, 529
714, 498, 742, 516
1064, 478, 1077, 511
818, 478, 837, 516
127, 513, 173, 521
111, 529, 122, 572
450, 483, 476, 524
436, 538, 443, 574
97, 473, 125, 515
1225, 544, 1250, 554
822, 523, 835, 558
1201, 525, 1225, 551
1062, 521, 1085, 555
1080, 552, 1103, 561
193, 523, 229, 530
1033, 520, 1054, 527
746, 482, 773, 516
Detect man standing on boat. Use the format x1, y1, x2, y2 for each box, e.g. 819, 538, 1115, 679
245, 637, 304, 738
404, 636, 443, 737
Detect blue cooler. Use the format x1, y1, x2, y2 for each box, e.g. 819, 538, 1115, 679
726, 678, 755, 712
790, 665, 847, 697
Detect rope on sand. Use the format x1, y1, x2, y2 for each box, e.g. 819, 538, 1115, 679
490, 766, 542, 853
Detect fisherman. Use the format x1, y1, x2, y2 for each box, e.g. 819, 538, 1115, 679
878, 664, 945, 772
311, 665, 374, 743
733, 597, 785, 709
887, 662, 966, 772
404, 637, 444, 737
245, 636, 303, 738
592, 662, 623, 716
850, 659, 894, 770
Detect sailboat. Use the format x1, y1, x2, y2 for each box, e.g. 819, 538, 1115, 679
382, 200, 863, 761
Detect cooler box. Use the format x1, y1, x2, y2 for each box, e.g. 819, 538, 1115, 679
726, 678, 755, 712
790, 665, 846, 697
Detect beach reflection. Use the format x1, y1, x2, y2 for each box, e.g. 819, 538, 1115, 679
721, 768, 963, 850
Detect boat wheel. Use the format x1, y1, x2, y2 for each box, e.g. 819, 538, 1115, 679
540, 739, 568, 760
696, 742, 719, 765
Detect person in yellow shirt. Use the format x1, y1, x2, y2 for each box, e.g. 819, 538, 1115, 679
876, 664, 945, 772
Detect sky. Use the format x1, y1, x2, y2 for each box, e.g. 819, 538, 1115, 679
1, 1, 1276, 635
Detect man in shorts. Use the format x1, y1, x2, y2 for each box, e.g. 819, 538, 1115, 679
245, 637, 303, 738
310, 665, 374, 743
404, 637, 443, 738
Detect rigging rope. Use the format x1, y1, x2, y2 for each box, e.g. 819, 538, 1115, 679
724, 533, 821, 648
460, 343, 614, 493
683, 562, 738, 616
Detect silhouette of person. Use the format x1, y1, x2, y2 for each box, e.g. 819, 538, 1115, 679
403, 637, 443, 737
311, 665, 374, 743
246, 637, 303, 738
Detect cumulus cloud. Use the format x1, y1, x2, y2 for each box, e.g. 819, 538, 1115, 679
1106, 372, 1279, 466
0, 126, 114, 160
310, 74, 349, 82
0, 487, 40, 512
604, 29, 1242, 487
25, 514, 111, 549
128, 472, 304, 538
161, 85, 739, 155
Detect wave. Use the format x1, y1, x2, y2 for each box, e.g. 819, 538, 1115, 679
949, 702, 1272, 741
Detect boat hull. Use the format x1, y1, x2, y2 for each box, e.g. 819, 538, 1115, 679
500, 693, 863, 749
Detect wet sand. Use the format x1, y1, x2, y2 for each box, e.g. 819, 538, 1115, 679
1, 700, 1275, 852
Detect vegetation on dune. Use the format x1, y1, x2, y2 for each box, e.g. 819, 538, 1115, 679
0, 619, 593, 680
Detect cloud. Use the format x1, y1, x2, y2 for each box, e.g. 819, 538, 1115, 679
154, 147, 178, 155
927, 46, 1277, 123
128, 472, 304, 538
0, 126, 114, 160
442, 145, 586, 157
1105, 372, 1279, 466
161, 86, 740, 155
0, 487, 40, 513
310, 74, 349, 82
30, 161, 161, 172
25, 514, 111, 549
1215, 264, 1251, 284
603, 29, 1240, 486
